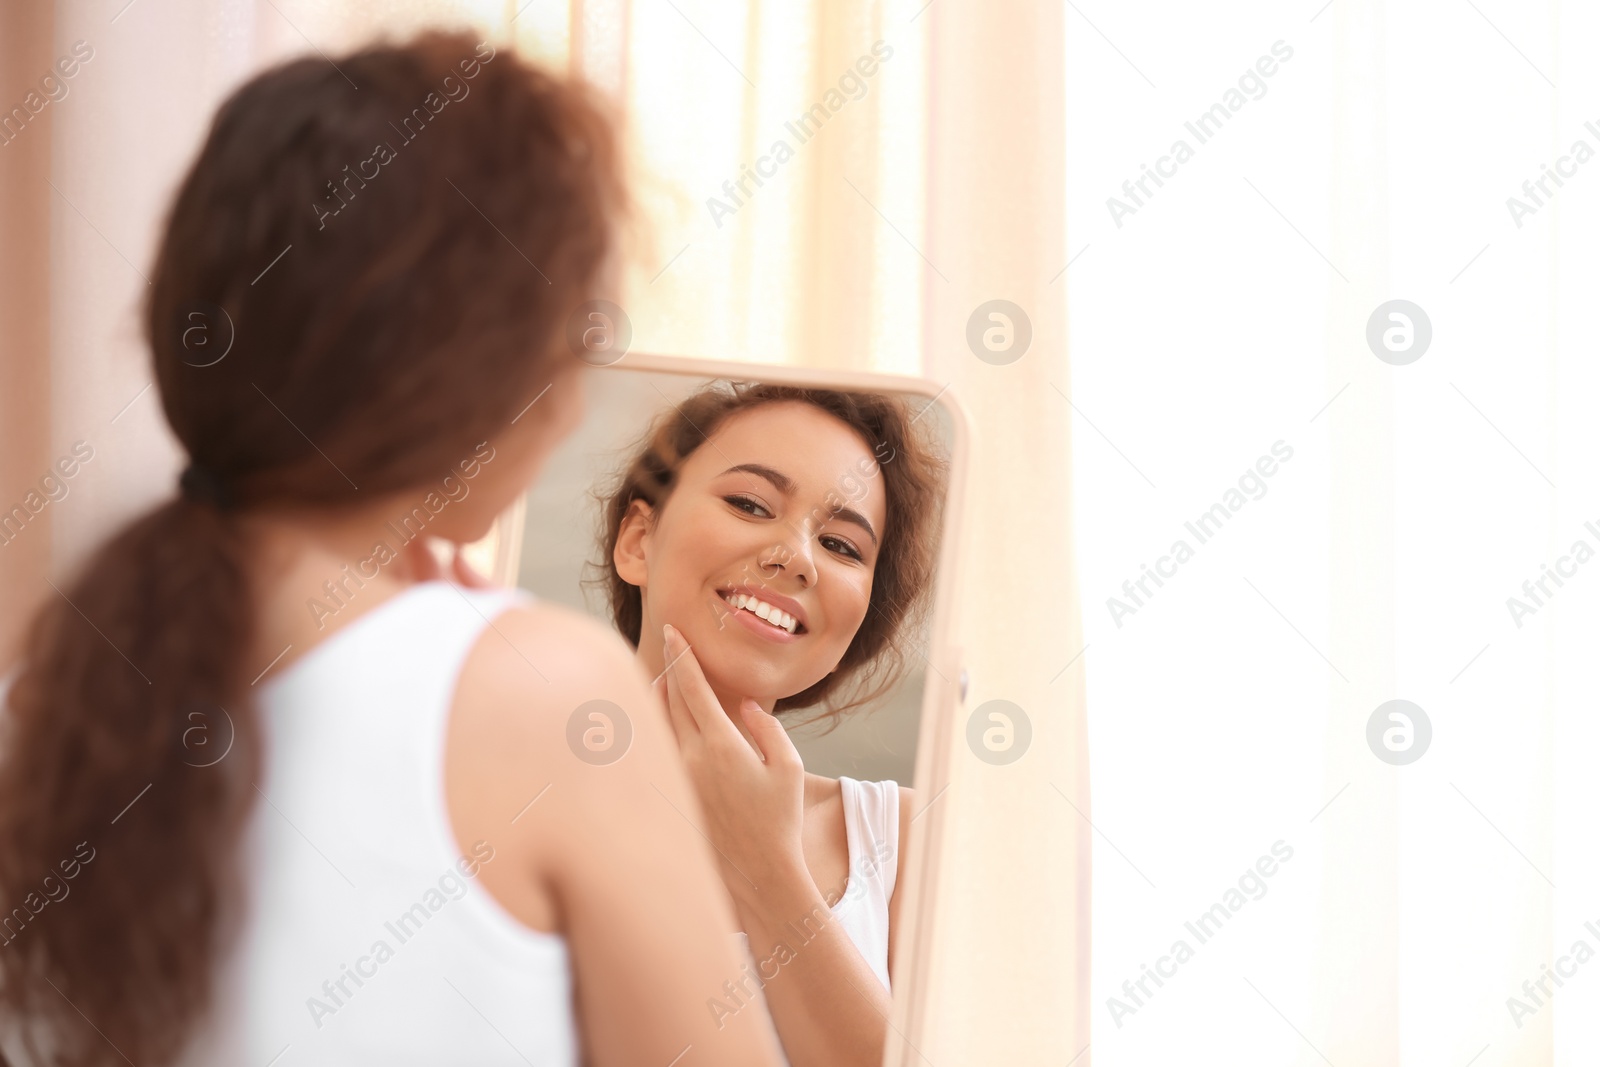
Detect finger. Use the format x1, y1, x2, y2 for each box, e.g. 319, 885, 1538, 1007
738, 699, 801, 768
661, 624, 745, 747
656, 628, 699, 740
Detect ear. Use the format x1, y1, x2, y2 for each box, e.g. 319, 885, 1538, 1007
613, 498, 654, 588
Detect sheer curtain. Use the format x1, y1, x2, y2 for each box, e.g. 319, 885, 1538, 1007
1, 0, 1083, 1062
0, 0, 937, 631
1069, 1, 1596, 1064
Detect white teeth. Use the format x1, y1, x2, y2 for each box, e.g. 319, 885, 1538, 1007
726, 592, 800, 634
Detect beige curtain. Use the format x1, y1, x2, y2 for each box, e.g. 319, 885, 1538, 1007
0, 2, 56, 665
0, 1, 1084, 1060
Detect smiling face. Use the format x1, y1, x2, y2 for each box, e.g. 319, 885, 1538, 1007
613, 400, 888, 706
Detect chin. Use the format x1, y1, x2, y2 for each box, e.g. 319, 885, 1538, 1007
692, 644, 821, 706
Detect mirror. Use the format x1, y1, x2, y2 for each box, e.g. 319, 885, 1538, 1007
493, 353, 964, 1059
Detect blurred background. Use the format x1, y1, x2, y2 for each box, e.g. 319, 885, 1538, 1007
3, 1, 1597, 1064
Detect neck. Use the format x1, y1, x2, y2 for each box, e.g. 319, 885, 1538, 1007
233, 490, 462, 674
238, 491, 437, 603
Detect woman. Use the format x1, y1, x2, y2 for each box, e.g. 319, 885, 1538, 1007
0, 32, 781, 1067
593, 382, 949, 1066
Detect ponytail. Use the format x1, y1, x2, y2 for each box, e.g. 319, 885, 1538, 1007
0, 496, 259, 1064
0, 28, 626, 1063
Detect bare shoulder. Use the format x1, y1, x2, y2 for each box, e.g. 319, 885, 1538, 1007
463, 598, 638, 697
444, 598, 682, 879
449, 597, 680, 793
887, 783, 917, 974
897, 784, 916, 823
891, 784, 916, 887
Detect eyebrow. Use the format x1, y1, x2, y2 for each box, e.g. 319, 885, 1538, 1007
719, 462, 879, 549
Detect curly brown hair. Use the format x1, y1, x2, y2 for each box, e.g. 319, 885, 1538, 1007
587, 381, 949, 729
0, 30, 626, 1066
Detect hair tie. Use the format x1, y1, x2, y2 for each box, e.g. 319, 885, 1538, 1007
179, 462, 236, 511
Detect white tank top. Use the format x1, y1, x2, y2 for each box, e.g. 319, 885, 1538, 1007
174, 580, 579, 1066
731, 775, 900, 1063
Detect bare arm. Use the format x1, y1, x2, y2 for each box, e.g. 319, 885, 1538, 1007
741, 783, 916, 1067
732, 870, 893, 1067
446, 604, 784, 1067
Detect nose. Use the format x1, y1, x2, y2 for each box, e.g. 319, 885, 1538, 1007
760, 524, 815, 588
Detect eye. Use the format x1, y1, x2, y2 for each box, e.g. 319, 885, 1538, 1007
822, 535, 865, 562
723, 493, 772, 518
